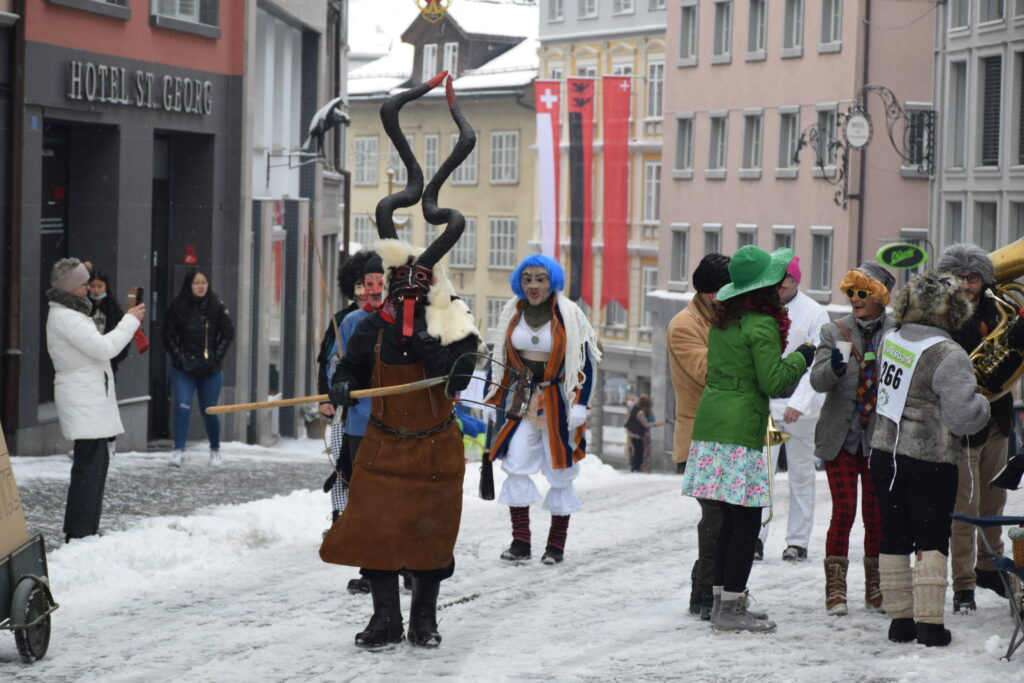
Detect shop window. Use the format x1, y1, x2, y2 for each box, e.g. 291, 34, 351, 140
151, 0, 221, 38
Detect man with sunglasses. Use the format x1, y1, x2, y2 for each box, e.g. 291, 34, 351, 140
758, 257, 830, 564
937, 243, 1024, 613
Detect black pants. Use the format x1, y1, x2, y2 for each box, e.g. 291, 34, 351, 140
63, 438, 110, 539
710, 501, 762, 593
362, 558, 455, 582
629, 437, 645, 471
697, 498, 724, 591
869, 450, 958, 556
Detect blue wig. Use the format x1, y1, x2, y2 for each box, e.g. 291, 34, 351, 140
510, 254, 565, 299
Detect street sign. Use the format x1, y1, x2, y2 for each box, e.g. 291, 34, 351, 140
877, 242, 927, 270
845, 112, 872, 149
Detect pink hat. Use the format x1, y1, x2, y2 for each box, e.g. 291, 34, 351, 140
786, 256, 802, 283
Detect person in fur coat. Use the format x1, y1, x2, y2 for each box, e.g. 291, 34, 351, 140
46, 258, 144, 542
869, 271, 991, 647
485, 254, 602, 567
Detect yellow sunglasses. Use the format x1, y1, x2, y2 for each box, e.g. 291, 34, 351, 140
845, 289, 870, 300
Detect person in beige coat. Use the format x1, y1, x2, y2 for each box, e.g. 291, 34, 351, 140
667, 253, 730, 619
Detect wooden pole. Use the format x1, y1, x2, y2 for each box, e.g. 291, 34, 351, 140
205, 376, 446, 415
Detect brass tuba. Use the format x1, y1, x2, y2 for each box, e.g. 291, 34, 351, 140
971, 237, 1024, 399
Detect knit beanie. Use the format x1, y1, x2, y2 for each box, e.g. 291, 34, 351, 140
692, 253, 731, 294
854, 260, 896, 293
936, 243, 995, 284
786, 256, 802, 283
50, 258, 91, 293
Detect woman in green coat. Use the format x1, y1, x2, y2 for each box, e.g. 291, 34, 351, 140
681, 245, 814, 633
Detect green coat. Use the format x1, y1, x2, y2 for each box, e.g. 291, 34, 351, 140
691, 311, 808, 450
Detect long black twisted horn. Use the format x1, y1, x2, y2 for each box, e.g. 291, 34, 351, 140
374, 70, 448, 239
418, 76, 477, 269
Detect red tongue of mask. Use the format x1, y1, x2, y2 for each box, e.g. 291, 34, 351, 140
403, 297, 416, 338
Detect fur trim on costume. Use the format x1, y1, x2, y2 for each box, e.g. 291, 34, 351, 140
46, 287, 92, 315
374, 238, 480, 346
893, 271, 975, 332
937, 243, 995, 284
839, 269, 890, 306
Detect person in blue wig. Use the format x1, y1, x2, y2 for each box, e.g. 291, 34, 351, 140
485, 254, 602, 565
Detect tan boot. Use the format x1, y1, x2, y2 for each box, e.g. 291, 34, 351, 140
913, 550, 951, 647
864, 556, 884, 612
824, 556, 849, 616
879, 554, 914, 642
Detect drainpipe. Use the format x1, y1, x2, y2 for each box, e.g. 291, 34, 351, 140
856, 0, 872, 264
2, 0, 24, 437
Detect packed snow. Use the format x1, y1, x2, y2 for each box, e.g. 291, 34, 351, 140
4, 439, 1024, 681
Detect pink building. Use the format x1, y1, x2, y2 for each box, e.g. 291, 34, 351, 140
646, 0, 935, 469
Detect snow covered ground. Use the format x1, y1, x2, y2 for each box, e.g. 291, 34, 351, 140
4, 441, 1024, 681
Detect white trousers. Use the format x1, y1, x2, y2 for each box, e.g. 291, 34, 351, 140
759, 410, 818, 548
498, 419, 581, 516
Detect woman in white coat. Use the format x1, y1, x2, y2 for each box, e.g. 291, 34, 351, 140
46, 258, 144, 542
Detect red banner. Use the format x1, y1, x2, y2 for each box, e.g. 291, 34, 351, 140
533, 80, 561, 259
566, 78, 595, 304
601, 76, 631, 310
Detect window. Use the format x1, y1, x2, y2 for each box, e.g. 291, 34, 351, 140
1012, 202, 1024, 241
815, 108, 838, 167
605, 301, 627, 327
451, 133, 477, 184
389, 135, 414, 185
490, 131, 519, 184
778, 110, 800, 169
354, 136, 378, 185
948, 61, 967, 167
675, 117, 694, 171
679, 3, 698, 65
1019, 53, 1024, 165
981, 55, 1002, 166
443, 42, 459, 79
49, 0, 130, 19
644, 162, 661, 221
579, 0, 597, 18
396, 218, 413, 244
737, 225, 757, 247
979, 0, 1004, 22
424, 222, 437, 247
424, 135, 439, 179
703, 226, 722, 255
713, 1, 733, 61
747, 0, 767, 57
611, 63, 633, 76
976, 202, 998, 250
670, 227, 689, 281
422, 44, 438, 83
950, 0, 969, 27
486, 297, 506, 331
1017, 0, 1024, 16
460, 295, 476, 319
820, 0, 842, 46
783, 0, 804, 52
488, 217, 518, 268
647, 62, 664, 118
651, 0, 667, 9
549, 0, 564, 20
353, 214, 375, 246
450, 217, 477, 267
946, 201, 964, 243
811, 230, 833, 290
904, 107, 933, 171
549, 67, 564, 80
641, 266, 658, 327
152, 0, 219, 35
773, 227, 794, 250
613, 0, 635, 13
709, 115, 728, 171
742, 113, 763, 170
577, 65, 598, 77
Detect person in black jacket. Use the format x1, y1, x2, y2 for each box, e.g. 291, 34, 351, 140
162, 268, 235, 466
88, 271, 131, 374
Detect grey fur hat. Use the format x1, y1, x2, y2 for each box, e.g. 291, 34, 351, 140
49, 257, 91, 293
936, 243, 995, 284
893, 270, 975, 332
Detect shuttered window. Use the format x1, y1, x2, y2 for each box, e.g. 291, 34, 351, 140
981, 56, 1001, 166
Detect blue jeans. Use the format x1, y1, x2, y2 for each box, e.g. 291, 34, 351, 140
172, 368, 223, 450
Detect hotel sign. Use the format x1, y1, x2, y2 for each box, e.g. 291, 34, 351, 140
65, 60, 213, 116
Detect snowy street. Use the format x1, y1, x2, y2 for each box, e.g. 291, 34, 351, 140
4, 440, 1024, 682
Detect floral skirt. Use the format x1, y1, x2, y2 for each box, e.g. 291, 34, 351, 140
681, 440, 770, 508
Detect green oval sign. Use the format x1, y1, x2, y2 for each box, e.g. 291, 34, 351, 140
876, 242, 928, 270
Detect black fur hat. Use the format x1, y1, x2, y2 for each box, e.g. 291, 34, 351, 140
692, 253, 732, 294
893, 270, 975, 332
337, 250, 384, 299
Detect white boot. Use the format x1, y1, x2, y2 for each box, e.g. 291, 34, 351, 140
170, 450, 186, 467
209, 449, 222, 466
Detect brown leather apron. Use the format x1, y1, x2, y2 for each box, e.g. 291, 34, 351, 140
319, 330, 465, 571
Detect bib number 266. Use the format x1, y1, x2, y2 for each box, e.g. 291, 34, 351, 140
880, 360, 903, 390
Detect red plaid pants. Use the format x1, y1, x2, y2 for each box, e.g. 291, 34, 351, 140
824, 446, 882, 557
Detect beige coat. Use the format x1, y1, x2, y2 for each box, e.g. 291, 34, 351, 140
667, 295, 714, 463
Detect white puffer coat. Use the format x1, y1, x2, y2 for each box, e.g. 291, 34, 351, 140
46, 298, 140, 440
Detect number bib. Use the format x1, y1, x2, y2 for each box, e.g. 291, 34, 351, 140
876, 330, 946, 427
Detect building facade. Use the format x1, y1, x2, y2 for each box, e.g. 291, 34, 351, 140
647, 0, 935, 469
538, 0, 668, 451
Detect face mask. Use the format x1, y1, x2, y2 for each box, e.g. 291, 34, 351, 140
89, 293, 108, 301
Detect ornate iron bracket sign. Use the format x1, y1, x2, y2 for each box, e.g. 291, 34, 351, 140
417, 0, 452, 23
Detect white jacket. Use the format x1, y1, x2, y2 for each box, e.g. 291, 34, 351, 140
46, 300, 140, 440
771, 290, 830, 420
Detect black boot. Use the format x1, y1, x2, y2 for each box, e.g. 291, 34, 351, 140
953, 589, 976, 614
975, 567, 1008, 597
408, 577, 442, 647
915, 622, 952, 647
688, 560, 701, 615
887, 618, 916, 643
347, 577, 370, 595
699, 589, 714, 621
354, 574, 404, 648
991, 452, 1024, 490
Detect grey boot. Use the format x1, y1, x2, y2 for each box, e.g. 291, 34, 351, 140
738, 590, 769, 620
709, 585, 722, 624
713, 591, 777, 633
